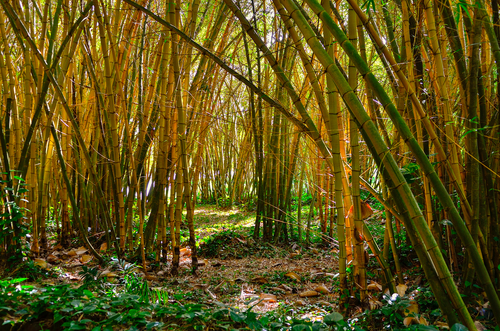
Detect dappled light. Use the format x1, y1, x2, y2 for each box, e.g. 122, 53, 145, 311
0, 0, 499, 329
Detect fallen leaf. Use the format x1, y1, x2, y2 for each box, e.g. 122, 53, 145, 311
434, 321, 448, 328
47, 255, 59, 264
474, 321, 487, 331
419, 316, 428, 325
34, 258, 47, 269
299, 290, 319, 297
403, 317, 419, 326
259, 293, 277, 303
75, 247, 87, 255
100, 269, 111, 277
404, 300, 419, 316
316, 300, 331, 306
99, 243, 107, 252
197, 259, 208, 266
81, 255, 92, 263
279, 284, 292, 292
180, 247, 191, 256
294, 299, 307, 306
234, 237, 247, 244
67, 250, 77, 257
367, 281, 382, 292
397, 283, 407, 297
285, 271, 300, 281
315, 284, 330, 294
251, 276, 268, 284
369, 298, 383, 310
193, 284, 209, 290
270, 287, 285, 294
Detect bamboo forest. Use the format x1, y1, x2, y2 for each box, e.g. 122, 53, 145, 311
1, 0, 500, 329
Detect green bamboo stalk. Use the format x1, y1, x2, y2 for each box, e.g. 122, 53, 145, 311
280, 0, 476, 327
300, 0, 500, 324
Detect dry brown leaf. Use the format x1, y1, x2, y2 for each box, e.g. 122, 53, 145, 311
75, 247, 87, 255
316, 300, 331, 306
285, 271, 300, 281
47, 254, 59, 264
434, 321, 448, 328
404, 300, 419, 316
34, 258, 47, 269
315, 284, 330, 294
100, 269, 111, 277
234, 237, 247, 244
193, 284, 209, 290
197, 259, 208, 266
294, 299, 307, 306
180, 247, 192, 256
67, 250, 77, 257
397, 283, 408, 297
279, 284, 292, 292
369, 298, 383, 310
99, 243, 107, 252
403, 317, 419, 326
259, 293, 277, 303
419, 316, 428, 325
474, 321, 487, 331
367, 281, 382, 292
270, 287, 285, 294
290, 253, 300, 258
81, 255, 92, 263
299, 290, 319, 297
251, 276, 268, 284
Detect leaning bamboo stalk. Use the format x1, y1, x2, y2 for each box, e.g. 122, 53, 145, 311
301, 0, 500, 323
280, 0, 476, 328
339, 0, 472, 218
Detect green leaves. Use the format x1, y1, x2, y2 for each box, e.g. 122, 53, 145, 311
451, 323, 468, 331
323, 311, 343, 325
361, 0, 376, 13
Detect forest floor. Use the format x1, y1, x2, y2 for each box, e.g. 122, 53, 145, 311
0, 205, 493, 330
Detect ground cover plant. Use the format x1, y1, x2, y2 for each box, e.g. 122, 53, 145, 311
0, 204, 492, 330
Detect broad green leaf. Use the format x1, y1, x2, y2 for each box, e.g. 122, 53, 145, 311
451, 323, 468, 331
323, 312, 343, 325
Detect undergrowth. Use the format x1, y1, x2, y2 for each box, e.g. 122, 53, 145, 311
0, 277, 351, 331
198, 229, 288, 260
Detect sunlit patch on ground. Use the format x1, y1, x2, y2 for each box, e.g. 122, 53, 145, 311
192, 205, 256, 241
